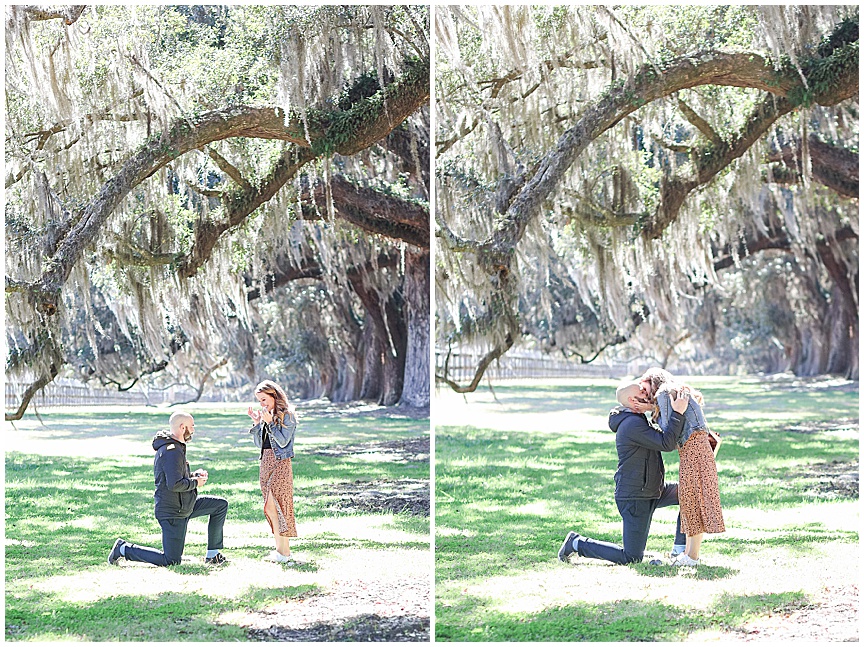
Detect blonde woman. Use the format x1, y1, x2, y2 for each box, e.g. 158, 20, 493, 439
247, 380, 298, 563
640, 368, 724, 566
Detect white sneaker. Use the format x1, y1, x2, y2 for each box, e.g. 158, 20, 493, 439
263, 550, 292, 563
672, 554, 699, 567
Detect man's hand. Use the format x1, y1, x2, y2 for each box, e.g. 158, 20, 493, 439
192, 469, 209, 487
670, 389, 690, 414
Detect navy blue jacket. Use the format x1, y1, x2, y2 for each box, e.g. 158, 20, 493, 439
608, 406, 684, 500
152, 430, 198, 519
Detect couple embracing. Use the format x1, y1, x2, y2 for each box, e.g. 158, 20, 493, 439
107, 380, 298, 567
558, 368, 724, 567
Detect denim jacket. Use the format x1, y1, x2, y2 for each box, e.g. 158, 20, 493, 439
656, 388, 708, 447
249, 411, 297, 460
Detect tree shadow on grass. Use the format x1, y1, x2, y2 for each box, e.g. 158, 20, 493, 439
631, 562, 739, 580
246, 612, 429, 641
435, 590, 808, 642
6, 585, 318, 641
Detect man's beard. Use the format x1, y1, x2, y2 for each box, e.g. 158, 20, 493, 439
183, 430, 194, 442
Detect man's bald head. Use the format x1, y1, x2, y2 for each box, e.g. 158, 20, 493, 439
169, 411, 194, 442
616, 382, 641, 407
616, 381, 652, 413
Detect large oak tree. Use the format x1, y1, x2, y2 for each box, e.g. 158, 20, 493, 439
435, 5, 858, 388
5, 5, 430, 418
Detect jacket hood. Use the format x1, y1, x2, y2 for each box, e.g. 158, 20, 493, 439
152, 429, 182, 451
609, 406, 637, 432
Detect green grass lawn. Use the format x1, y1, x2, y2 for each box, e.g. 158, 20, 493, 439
5, 401, 430, 641
435, 376, 859, 642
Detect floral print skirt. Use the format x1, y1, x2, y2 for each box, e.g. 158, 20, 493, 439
259, 449, 298, 537
678, 430, 725, 535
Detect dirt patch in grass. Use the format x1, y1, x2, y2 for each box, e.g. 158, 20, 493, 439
785, 418, 858, 435
305, 437, 430, 516
757, 375, 859, 394
314, 479, 430, 517
297, 400, 429, 420
306, 435, 429, 461
242, 578, 429, 641
774, 459, 859, 499
717, 585, 858, 643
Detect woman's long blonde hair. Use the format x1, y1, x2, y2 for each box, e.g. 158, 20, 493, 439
641, 367, 704, 422
254, 380, 294, 424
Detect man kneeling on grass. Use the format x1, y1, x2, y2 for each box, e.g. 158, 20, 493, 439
557, 381, 689, 565
108, 411, 229, 567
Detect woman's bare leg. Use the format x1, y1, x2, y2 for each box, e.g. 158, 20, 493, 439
264, 492, 291, 556
687, 533, 703, 560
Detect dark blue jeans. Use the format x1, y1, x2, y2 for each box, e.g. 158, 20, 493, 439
124, 495, 228, 566
577, 483, 685, 564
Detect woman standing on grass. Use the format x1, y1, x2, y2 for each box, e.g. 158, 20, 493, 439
640, 368, 724, 566
247, 380, 298, 563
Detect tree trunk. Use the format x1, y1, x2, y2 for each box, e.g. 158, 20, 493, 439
399, 250, 430, 408
379, 292, 408, 406
359, 324, 384, 401
328, 353, 359, 403
816, 237, 859, 379
349, 278, 407, 406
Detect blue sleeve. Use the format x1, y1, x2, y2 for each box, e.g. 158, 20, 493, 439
267, 411, 296, 448
656, 391, 683, 443
685, 399, 708, 431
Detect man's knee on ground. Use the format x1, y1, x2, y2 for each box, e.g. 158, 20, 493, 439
165, 557, 182, 566
623, 552, 644, 564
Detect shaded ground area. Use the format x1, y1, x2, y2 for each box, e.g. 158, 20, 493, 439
307, 436, 429, 461
767, 457, 859, 499
307, 437, 430, 516
315, 479, 430, 516
243, 578, 429, 642
785, 418, 858, 435
757, 375, 859, 394
800, 460, 859, 498
719, 585, 858, 643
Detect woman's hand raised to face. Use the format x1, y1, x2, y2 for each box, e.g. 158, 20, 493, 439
247, 406, 263, 424
670, 388, 690, 414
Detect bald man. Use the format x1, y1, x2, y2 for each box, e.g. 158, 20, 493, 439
108, 411, 229, 566
558, 381, 689, 565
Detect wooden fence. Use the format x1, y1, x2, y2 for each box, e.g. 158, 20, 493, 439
4, 381, 205, 411
435, 350, 627, 383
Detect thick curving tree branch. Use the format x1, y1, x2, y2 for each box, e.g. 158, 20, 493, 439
12, 57, 429, 305
435, 330, 516, 394
301, 175, 429, 249
766, 135, 859, 199
713, 224, 858, 271
5, 335, 63, 421
19, 5, 86, 25
484, 40, 857, 260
